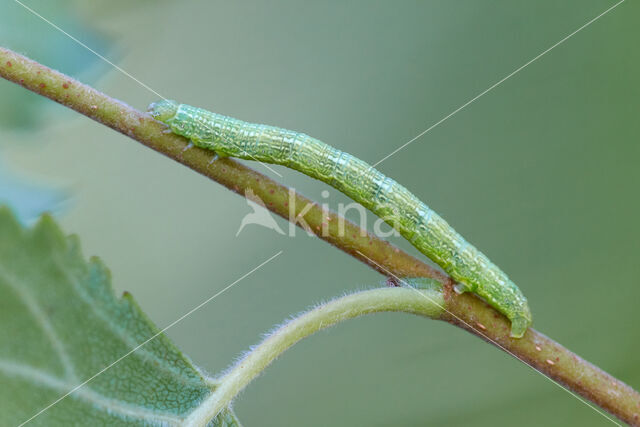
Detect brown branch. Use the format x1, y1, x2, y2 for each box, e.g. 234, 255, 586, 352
1, 47, 638, 425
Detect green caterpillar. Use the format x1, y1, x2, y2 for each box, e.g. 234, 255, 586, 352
148, 100, 532, 338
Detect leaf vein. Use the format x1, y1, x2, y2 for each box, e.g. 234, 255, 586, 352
0, 359, 183, 425
0, 267, 78, 383
50, 255, 206, 388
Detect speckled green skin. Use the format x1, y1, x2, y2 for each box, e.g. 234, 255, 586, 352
149, 100, 532, 337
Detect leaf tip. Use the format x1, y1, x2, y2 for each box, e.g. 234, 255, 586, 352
0, 205, 21, 233
32, 211, 66, 245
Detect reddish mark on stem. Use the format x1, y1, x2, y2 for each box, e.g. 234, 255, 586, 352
269, 189, 274, 194
5, 61, 11, 67
62, 83, 69, 89
386, 277, 400, 287
39, 83, 46, 89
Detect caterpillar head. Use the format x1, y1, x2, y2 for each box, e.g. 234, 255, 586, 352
148, 99, 179, 123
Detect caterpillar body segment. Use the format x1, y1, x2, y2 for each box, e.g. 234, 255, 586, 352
149, 100, 532, 337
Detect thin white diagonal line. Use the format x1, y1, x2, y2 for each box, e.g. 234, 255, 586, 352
18, 251, 283, 427
12, 0, 167, 100
240, 148, 283, 178
372, 0, 625, 168
12, 0, 285, 179
356, 250, 621, 426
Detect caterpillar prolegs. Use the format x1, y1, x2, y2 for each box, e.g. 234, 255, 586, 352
149, 100, 532, 338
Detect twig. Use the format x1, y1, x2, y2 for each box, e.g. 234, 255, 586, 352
1, 47, 638, 425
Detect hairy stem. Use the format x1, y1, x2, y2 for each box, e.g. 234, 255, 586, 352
1, 47, 638, 425
184, 286, 445, 426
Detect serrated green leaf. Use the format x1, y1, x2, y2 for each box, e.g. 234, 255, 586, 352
0, 207, 240, 426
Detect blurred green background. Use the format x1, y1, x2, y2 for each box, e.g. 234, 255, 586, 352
1, 0, 638, 425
